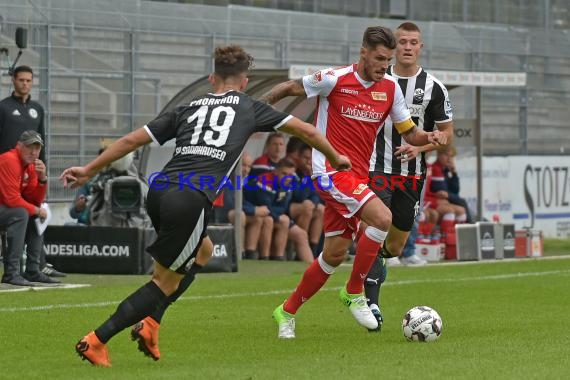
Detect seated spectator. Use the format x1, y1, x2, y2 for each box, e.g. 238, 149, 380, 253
288, 142, 324, 257
285, 136, 305, 168
434, 146, 474, 223
244, 158, 313, 262
218, 152, 274, 260
0, 131, 59, 285
250, 132, 285, 177
425, 156, 466, 246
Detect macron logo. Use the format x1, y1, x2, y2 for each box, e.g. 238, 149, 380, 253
341, 88, 359, 95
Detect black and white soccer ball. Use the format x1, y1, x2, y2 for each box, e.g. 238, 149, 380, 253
402, 306, 443, 342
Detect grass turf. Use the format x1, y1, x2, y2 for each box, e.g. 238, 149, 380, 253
1, 252, 569, 379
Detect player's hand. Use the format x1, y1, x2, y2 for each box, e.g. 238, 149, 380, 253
429, 130, 448, 146
60, 166, 91, 189
331, 155, 352, 171
394, 145, 421, 163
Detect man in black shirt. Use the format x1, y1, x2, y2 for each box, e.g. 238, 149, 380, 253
0, 66, 46, 162
62, 44, 350, 367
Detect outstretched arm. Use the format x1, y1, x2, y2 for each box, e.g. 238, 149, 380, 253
279, 117, 350, 171
60, 128, 152, 188
401, 123, 449, 148
259, 79, 306, 105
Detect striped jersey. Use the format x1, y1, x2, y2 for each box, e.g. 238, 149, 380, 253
302, 64, 412, 178
369, 65, 453, 177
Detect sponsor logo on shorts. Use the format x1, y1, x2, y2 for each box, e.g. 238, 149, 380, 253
353, 183, 367, 195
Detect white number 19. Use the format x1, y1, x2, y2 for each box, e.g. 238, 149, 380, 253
187, 105, 235, 147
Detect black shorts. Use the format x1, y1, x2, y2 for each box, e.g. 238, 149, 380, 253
146, 185, 210, 274
368, 173, 424, 232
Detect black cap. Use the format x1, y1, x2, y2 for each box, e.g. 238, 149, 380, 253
19, 130, 44, 146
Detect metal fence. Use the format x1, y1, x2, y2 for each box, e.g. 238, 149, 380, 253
0, 0, 569, 201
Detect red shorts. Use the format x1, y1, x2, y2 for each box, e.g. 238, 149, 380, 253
314, 172, 376, 239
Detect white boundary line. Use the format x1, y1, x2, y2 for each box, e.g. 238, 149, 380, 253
0, 283, 90, 294
340, 254, 570, 268
1, 269, 568, 313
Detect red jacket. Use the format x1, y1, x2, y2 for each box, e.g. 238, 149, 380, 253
0, 148, 47, 215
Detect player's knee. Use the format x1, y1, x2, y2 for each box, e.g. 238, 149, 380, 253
369, 211, 392, 231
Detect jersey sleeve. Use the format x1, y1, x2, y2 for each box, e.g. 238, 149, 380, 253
252, 100, 293, 132
144, 110, 179, 145
429, 82, 453, 123
302, 68, 337, 99
389, 83, 414, 134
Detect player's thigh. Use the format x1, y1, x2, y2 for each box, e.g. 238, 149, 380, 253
147, 187, 209, 274
391, 187, 422, 232
369, 173, 394, 209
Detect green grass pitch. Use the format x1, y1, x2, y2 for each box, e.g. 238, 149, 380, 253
1, 249, 569, 379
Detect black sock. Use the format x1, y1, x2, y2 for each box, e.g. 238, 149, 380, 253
364, 254, 383, 307
309, 242, 318, 255
148, 264, 203, 323
94, 281, 167, 343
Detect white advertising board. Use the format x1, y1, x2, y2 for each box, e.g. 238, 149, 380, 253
455, 156, 570, 238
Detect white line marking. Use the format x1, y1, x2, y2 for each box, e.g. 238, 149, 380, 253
0, 283, 90, 294
1, 269, 568, 313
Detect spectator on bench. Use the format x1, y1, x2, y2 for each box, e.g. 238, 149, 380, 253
288, 142, 324, 257
250, 132, 285, 177
217, 152, 274, 260
433, 146, 474, 223
244, 158, 313, 262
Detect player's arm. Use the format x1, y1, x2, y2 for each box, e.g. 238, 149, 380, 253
60, 127, 152, 188
279, 117, 351, 171
259, 79, 306, 105
394, 121, 453, 161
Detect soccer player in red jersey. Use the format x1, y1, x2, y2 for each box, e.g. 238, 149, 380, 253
261, 26, 448, 338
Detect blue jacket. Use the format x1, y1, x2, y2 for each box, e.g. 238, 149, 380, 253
243, 172, 292, 221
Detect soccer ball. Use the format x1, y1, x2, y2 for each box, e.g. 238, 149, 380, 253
402, 306, 443, 342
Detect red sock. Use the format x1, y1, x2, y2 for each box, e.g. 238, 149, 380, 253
283, 259, 330, 314
346, 232, 382, 294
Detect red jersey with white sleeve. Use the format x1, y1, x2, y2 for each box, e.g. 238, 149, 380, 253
302, 64, 413, 178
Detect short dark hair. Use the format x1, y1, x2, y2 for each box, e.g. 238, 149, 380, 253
362, 26, 396, 50
286, 136, 305, 155
276, 157, 296, 170
265, 132, 285, 147
13, 65, 34, 78
397, 22, 422, 34
214, 44, 254, 79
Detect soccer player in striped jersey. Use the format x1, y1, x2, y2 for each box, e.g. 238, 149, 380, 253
365, 22, 455, 331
